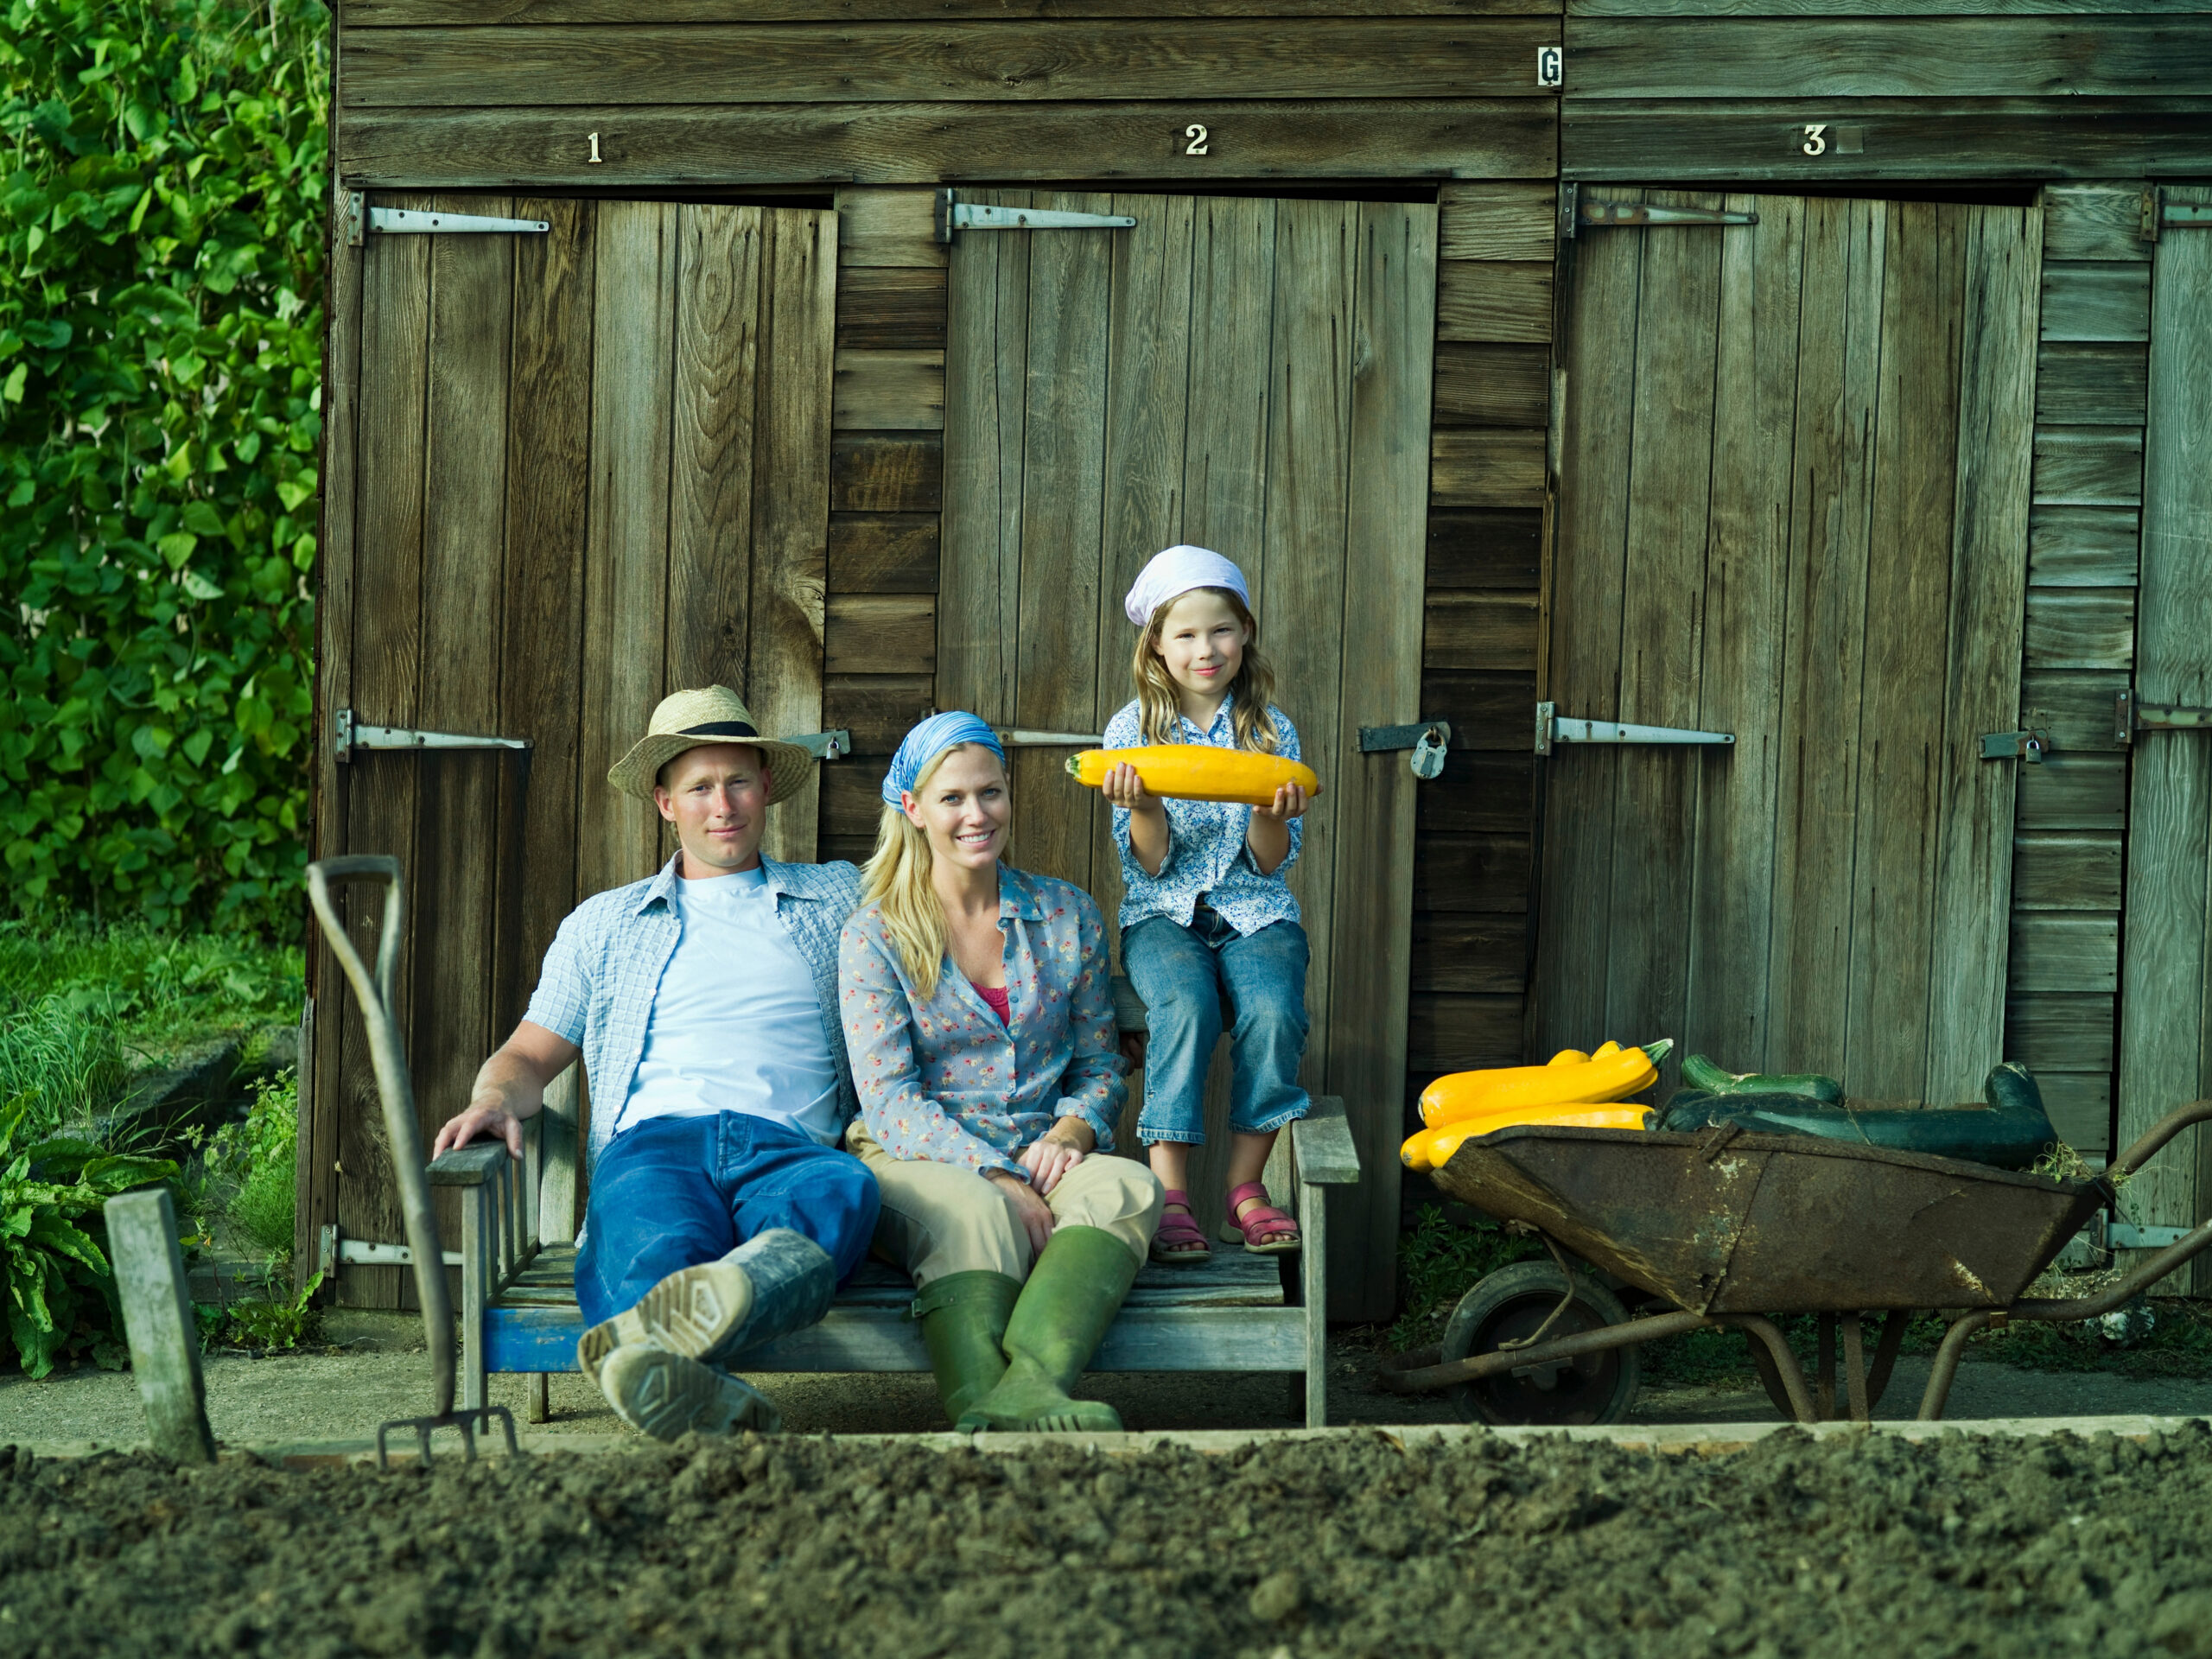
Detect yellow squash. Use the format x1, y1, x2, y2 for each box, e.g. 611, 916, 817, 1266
1417, 1039, 1671, 1127
1401, 1104, 1652, 1172
1066, 746, 1323, 807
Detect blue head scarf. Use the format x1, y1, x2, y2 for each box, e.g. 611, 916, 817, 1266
880, 711, 1007, 806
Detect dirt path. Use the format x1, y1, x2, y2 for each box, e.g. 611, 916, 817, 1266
6, 1326, 2212, 1448
10, 1417, 2212, 1657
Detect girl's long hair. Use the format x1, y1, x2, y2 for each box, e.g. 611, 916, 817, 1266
1130, 586, 1281, 751
860, 742, 1002, 1000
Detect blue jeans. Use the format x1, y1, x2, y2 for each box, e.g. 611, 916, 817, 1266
1123, 911, 1310, 1147
574, 1112, 880, 1330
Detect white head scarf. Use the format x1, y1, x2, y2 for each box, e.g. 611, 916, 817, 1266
1123, 544, 1250, 627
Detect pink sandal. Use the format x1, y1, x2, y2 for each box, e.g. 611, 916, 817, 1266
1221, 1182, 1301, 1253
1151, 1189, 1211, 1264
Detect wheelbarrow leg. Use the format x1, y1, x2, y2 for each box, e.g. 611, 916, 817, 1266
1865, 1309, 1910, 1415
1717, 1315, 1818, 1424
1916, 1311, 1993, 1421
1841, 1314, 1869, 1423
1815, 1314, 1837, 1421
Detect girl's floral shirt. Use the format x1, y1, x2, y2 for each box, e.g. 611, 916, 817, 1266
1104, 694, 1303, 937
837, 865, 1127, 1179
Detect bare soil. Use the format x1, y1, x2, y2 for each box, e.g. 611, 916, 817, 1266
7, 1421, 2212, 1658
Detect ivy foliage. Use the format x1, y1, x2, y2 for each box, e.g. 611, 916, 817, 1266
2, 0, 329, 931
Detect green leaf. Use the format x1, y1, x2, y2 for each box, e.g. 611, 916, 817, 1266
1, 363, 24, 404
181, 569, 222, 601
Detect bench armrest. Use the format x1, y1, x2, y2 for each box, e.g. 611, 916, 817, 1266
429, 1141, 510, 1186
1292, 1096, 1360, 1185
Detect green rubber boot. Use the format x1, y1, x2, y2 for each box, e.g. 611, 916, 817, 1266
957, 1226, 1140, 1434
915, 1270, 1021, 1425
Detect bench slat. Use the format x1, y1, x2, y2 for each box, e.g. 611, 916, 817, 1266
484, 1302, 1307, 1376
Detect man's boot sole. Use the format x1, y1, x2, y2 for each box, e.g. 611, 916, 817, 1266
577, 1258, 756, 1383
597, 1343, 781, 1441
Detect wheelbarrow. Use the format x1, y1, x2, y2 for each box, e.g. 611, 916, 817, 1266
1377, 1097, 2212, 1426
306, 855, 518, 1465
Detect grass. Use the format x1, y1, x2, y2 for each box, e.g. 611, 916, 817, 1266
0, 917, 302, 1136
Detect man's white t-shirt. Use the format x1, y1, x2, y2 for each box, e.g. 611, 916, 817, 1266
612, 866, 842, 1146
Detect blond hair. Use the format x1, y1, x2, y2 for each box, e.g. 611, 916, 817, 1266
1130, 587, 1281, 751
859, 743, 1004, 999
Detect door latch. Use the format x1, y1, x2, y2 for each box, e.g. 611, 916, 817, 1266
1357, 721, 1452, 779
2115, 689, 2212, 744
1534, 702, 1734, 756
1980, 729, 2050, 765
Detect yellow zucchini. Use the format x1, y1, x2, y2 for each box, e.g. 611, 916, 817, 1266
1418, 1039, 1672, 1128
1408, 1104, 1653, 1172
1065, 746, 1322, 807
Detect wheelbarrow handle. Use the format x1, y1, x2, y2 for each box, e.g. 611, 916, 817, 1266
305, 855, 456, 1422
2105, 1096, 2212, 1182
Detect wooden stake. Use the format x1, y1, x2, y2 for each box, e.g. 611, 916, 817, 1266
105, 1188, 216, 1465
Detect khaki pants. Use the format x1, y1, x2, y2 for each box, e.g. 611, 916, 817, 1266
847, 1124, 1164, 1289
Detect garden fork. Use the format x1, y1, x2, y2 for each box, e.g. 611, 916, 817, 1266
305, 855, 517, 1467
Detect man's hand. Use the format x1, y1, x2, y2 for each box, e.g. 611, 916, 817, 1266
432, 1103, 525, 1160
430, 1020, 579, 1161
987, 1168, 1056, 1257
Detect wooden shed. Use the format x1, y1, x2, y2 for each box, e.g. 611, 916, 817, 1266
305, 0, 2212, 1323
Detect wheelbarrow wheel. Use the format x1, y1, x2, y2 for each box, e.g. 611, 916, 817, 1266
1440, 1260, 1639, 1427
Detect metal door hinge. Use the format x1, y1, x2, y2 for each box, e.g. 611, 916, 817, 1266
343, 193, 551, 248
1572, 198, 1759, 236
935, 188, 1135, 244
318, 1224, 462, 1276
2115, 689, 2212, 744
1358, 721, 1452, 779
2092, 1213, 2195, 1251
1980, 728, 2050, 764
995, 728, 1106, 747
1535, 702, 1734, 756
2142, 187, 2212, 242
334, 709, 533, 763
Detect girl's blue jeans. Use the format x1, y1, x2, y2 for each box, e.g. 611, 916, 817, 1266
1123, 910, 1311, 1147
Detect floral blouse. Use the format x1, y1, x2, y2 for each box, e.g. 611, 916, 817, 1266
838, 865, 1126, 1179
1104, 694, 1303, 938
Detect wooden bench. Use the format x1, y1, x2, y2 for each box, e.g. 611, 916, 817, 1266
428, 1085, 1361, 1429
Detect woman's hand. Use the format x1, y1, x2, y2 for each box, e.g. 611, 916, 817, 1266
1019, 1119, 1096, 1196
986, 1168, 1057, 1256
1252, 780, 1309, 822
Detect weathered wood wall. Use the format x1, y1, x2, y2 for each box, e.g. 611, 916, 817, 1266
1559, 3, 2212, 181
334, 3, 1561, 189
2004, 182, 2152, 1163
1408, 181, 1552, 1118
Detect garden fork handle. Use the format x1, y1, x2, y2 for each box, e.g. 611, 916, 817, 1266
305, 855, 455, 1421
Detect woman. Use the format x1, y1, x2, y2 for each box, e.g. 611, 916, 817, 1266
839, 712, 1164, 1433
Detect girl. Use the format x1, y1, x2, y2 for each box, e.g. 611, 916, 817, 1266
1100, 544, 1311, 1263
840, 712, 1164, 1432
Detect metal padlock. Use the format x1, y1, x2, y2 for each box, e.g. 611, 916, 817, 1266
2023, 732, 2044, 766
1411, 726, 1447, 780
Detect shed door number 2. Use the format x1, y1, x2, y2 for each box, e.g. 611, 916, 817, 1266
1184, 124, 1209, 156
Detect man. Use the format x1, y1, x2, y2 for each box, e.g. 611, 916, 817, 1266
432, 686, 877, 1440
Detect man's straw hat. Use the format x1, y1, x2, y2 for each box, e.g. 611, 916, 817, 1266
607, 686, 815, 805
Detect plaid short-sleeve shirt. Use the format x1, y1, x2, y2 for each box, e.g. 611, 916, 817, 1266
522, 854, 862, 1170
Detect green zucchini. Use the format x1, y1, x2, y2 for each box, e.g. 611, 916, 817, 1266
1681, 1053, 1843, 1104
1657, 1064, 2058, 1171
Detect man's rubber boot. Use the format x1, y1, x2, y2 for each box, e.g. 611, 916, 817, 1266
596, 1342, 782, 1441
956, 1226, 1140, 1434
915, 1270, 1021, 1426
578, 1228, 836, 1384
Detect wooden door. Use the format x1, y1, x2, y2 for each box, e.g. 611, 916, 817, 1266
940, 192, 1436, 1321
2115, 184, 2212, 1289
1535, 189, 2041, 1106
308, 197, 837, 1304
